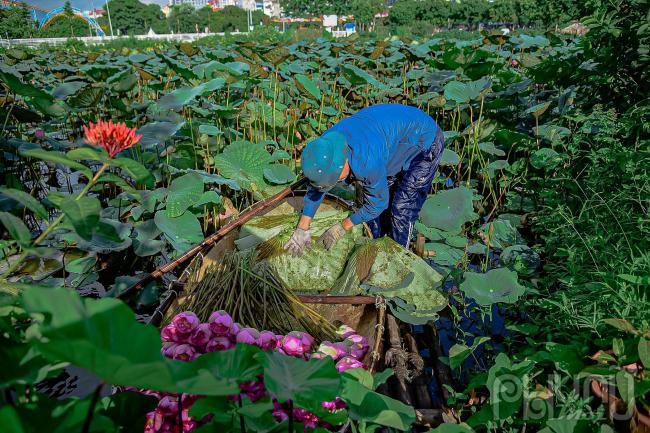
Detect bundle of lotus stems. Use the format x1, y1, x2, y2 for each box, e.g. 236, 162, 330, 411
170, 249, 337, 342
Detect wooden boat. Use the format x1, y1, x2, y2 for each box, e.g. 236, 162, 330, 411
119, 179, 445, 426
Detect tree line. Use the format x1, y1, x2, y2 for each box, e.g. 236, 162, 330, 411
0, 0, 268, 39
281, 0, 590, 29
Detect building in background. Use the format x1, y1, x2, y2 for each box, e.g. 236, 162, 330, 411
235, 0, 255, 11
255, 0, 280, 17
168, 0, 209, 8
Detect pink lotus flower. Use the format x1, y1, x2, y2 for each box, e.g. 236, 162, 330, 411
281, 334, 305, 357
83, 119, 142, 159
256, 330, 277, 351
173, 344, 197, 362
336, 356, 365, 372
35, 128, 45, 139
206, 336, 233, 352
189, 323, 212, 347
511, 59, 519, 66
172, 312, 200, 334
295, 331, 314, 352
157, 396, 179, 416
345, 334, 367, 346
208, 310, 234, 336
236, 328, 259, 345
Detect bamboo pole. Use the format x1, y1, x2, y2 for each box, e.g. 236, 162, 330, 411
118, 178, 309, 300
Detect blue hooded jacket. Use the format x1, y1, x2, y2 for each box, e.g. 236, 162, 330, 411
303, 104, 440, 225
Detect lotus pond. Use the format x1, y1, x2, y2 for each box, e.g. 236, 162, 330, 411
2, 31, 645, 433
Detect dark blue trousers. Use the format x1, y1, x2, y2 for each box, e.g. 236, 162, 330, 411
366, 129, 444, 246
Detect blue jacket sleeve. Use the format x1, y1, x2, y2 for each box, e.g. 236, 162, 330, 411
303, 184, 326, 218
349, 174, 389, 225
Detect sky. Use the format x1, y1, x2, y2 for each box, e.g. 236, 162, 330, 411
26, 0, 166, 11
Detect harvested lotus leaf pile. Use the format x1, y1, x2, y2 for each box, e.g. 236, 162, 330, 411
235, 202, 448, 324
335, 237, 447, 324
236, 204, 364, 292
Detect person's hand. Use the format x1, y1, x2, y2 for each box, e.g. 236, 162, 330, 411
319, 223, 346, 250
283, 228, 312, 256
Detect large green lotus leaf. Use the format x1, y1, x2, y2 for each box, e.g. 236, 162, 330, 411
425, 242, 465, 266
341, 374, 416, 430
294, 74, 321, 100
460, 268, 525, 306
154, 210, 204, 254
257, 351, 339, 411
420, 187, 478, 234
340, 64, 388, 89
214, 141, 273, 192
61, 196, 101, 241
137, 121, 185, 150
479, 220, 524, 249
0, 64, 51, 100
263, 164, 295, 185
500, 245, 540, 276
439, 148, 460, 166
443, 77, 491, 104
156, 86, 203, 111
165, 172, 204, 218
20, 286, 260, 396
245, 101, 286, 128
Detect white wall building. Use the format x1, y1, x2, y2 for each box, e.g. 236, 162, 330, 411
168, 0, 209, 8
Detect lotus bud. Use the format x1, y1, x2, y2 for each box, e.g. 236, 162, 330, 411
345, 334, 367, 346
322, 397, 346, 411
336, 324, 356, 338
256, 330, 277, 350
288, 331, 314, 351
35, 129, 45, 139
336, 356, 365, 372
188, 323, 212, 348
157, 396, 179, 416
272, 401, 289, 422
281, 334, 305, 356
161, 342, 177, 358
161, 324, 190, 344
206, 336, 233, 352
349, 343, 368, 360
144, 412, 156, 433
293, 407, 319, 428
208, 310, 233, 336
171, 312, 200, 334
230, 322, 241, 338
236, 328, 259, 345
173, 344, 197, 362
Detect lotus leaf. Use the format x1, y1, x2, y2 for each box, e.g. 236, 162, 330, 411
425, 242, 465, 266
213, 141, 273, 192
165, 172, 204, 218
460, 268, 525, 305
154, 210, 203, 254
479, 220, 524, 249
263, 164, 296, 185
500, 245, 540, 276
440, 148, 460, 166
237, 205, 363, 292
420, 187, 478, 234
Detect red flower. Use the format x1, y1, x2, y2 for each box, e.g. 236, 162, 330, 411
83, 120, 142, 159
